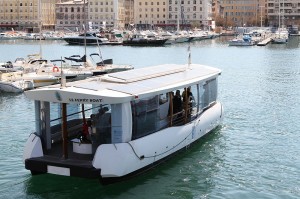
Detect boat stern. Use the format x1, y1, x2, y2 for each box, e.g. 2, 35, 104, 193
23, 133, 43, 163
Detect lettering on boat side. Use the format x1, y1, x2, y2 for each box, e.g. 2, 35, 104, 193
68, 98, 102, 103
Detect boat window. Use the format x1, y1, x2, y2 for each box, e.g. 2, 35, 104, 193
131, 95, 159, 140
91, 104, 112, 144
36, 102, 112, 148
200, 78, 217, 110
189, 84, 199, 119
158, 93, 170, 130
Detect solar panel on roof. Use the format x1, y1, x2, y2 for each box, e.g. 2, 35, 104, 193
104, 64, 187, 83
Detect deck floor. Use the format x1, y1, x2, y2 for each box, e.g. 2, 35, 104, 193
44, 139, 95, 162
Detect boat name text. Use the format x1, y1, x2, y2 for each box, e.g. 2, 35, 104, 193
69, 98, 103, 103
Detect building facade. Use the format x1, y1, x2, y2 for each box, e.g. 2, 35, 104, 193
55, 0, 87, 31
133, 0, 167, 29
88, 0, 130, 30
2, 0, 300, 32
133, 0, 212, 30
219, 0, 264, 27
0, 0, 57, 32
267, 0, 300, 27
0, 0, 40, 32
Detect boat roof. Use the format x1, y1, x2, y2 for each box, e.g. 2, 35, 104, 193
25, 64, 221, 104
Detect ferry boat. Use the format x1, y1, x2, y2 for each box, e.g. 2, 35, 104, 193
23, 63, 223, 184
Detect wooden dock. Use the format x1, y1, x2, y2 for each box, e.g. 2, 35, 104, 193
257, 37, 273, 46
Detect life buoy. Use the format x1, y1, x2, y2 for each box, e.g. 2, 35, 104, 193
52, 66, 59, 72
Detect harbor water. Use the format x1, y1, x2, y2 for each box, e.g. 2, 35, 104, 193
1, 37, 300, 198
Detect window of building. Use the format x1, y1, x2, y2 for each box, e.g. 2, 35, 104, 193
77, 7, 80, 12
71, 7, 74, 12
65, 7, 68, 12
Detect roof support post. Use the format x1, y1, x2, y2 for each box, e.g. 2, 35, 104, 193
62, 103, 68, 159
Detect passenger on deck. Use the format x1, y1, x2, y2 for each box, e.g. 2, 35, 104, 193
173, 90, 183, 124
173, 90, 182, 114
182, 87, 194, 122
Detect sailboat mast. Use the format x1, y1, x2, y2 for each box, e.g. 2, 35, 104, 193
84, 0, 87, 64
278, 0, 281, 29
38, 0, 42, 59
177, 0, 180, 31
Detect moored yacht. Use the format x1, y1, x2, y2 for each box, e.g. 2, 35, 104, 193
23, 62, 223, 184
64, 32, 109, 45
123, 32, 168, 46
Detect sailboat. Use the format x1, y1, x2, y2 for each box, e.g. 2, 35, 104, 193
272, 0, 288, 44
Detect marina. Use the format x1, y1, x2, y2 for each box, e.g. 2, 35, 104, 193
1, 37, 300, 198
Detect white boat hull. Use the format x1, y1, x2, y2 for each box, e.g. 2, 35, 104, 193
93, 102, 223, 179
229, 40, 254, 46
0, 80, 34, 93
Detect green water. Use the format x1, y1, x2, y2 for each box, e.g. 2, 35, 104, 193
1, 37, 300, 198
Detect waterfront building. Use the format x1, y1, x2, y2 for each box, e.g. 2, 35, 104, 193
219, 0, 267, 27
267, 0, 300, 27
133, 0, 212, 31
88, 0, 129, 30
0, 0, 57, 32
55, 0, 87, 32
168, 0, 212, 31
133, 0, 167, 30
